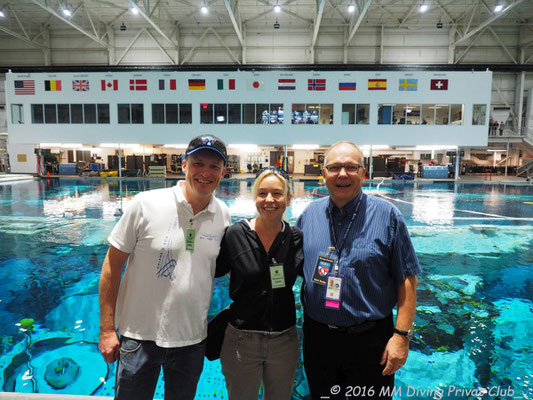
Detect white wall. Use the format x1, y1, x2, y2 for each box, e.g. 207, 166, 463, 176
7, 143, 38, 173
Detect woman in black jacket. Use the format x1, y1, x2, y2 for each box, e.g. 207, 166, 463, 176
215, 167, 303, 400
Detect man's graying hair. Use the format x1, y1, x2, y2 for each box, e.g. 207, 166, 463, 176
324, 141, 364, 166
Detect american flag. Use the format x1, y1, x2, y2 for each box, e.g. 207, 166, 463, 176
14, 80, 35, 95
72, 80, 89, 91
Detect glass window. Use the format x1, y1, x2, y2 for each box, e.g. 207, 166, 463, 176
270, 104, 283, 124
451, 104, 463, 125
166, 104, 178, 124
256, 104, 269, 124
44, 104, 57, 124
342, 104, 355, 124
118, 104, 130, 124
84, 104, 97, 123
228, 104, 241, 124
406, 104, 421, 125
319, 104, 333, 125
131, 104, 144, 124
378, 104, 393, 125
357, 104, 370, 124
215, 104, 227, 124
421, 104, 435, 124
200, 103, 213, 124
180, 104, 192, 124
306, 104, 319, 124
97, 104, 110, 124
472, 104, 487, 125
153, 104, 164, 124
57, 104, 70, 124
71, 104, 83, 123
394, 104, 406, 125
292, 104, 305, 124
243, 104, 255, 124
435, 104, 449, 125
11, 104, 24, 124
32, 104, 44, 124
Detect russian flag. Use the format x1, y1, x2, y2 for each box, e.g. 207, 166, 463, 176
339, 82, 356, 91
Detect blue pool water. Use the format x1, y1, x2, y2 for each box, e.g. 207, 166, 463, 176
0, 178, 532, 399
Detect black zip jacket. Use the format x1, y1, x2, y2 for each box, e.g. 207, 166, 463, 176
215, 219, 304, 332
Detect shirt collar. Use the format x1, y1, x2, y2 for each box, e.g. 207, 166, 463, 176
328, 191, 364, 217
173, 180, 218, 214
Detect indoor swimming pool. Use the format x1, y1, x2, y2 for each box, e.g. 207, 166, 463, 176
0, 178, 531, 399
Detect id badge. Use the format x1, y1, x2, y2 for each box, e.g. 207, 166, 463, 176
185, 228, 195, 251
270, 264, 286, 289
325, 275, 342, 309
312, 254, 336, 286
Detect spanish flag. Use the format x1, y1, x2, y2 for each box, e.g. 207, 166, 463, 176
368, 79, 386, 90
188, 79, 205, 90
45, 80, 62, 91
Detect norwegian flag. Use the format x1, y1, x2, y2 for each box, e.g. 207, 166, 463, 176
72, 80, 89, 92
130, 79, 147, 91
101, 79, 118, 91
308, 79, 326, 91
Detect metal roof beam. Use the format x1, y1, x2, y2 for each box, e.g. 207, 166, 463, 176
311, 0, 326, 47
29, 0, 112, 49
127, 0, 176, 46
0, 25, 48, 49
453, 0, 525, 47
223, 0, 244, 47
346, 0, 372, 46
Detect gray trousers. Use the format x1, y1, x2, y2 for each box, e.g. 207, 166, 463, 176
220, 323, 299, 400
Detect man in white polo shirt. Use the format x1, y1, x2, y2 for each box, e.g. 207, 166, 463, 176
98, 135, 230, 400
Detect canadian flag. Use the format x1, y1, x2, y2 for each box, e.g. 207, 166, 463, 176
101, 79, 118, 91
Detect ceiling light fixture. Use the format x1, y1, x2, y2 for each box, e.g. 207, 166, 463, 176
348, 4, 355, 13
201, 4, 208, 14
130, 7, 139, 15
419, 2, 428, 13
436, 19, 443, 28
494, 2, 503, 12
120, 21, 127, 31
62, 7, 72, 17
0, 9, 5, 18
274, 4, 281, 13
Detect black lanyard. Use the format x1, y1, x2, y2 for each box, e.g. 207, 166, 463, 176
327, 197, 362, 275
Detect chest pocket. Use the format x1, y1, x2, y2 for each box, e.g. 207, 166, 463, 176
341, 238, 390, 280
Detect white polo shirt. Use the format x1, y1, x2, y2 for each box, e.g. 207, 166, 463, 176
108, 181, 230, 347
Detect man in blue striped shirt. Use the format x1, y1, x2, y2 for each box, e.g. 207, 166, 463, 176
296, 142, 421, 399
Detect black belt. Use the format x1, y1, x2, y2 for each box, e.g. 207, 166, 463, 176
307, 314, 391, 335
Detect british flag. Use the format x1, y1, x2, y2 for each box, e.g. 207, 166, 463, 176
72, 80, 89, 91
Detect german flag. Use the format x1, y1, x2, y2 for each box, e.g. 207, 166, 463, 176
45, 80, 62, 91
368, 79, 386, 90
188, 79, 205, 90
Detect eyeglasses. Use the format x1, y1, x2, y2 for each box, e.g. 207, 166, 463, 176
324, 163, 363, 174
256, 166, 290, 181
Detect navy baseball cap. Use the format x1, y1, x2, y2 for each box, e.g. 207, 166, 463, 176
186, 135, 227, 162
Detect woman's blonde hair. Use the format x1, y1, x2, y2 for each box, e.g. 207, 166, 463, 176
252, 167, 291, 199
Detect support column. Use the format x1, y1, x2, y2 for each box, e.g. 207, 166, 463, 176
515, 71, 525, 135
455, 148, 461, 180
379, 25, 384, 64
175, 23, 180, 64
447, 24, 456, 64
369, 145, 373, 179
107, 25, 115, 65
42, 25, 51, 65
242, 25, 247, 64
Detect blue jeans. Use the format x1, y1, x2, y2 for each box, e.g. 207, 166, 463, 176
115, 336, 206, 400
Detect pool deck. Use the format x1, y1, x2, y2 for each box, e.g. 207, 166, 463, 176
0, 172, 531, 185
0, 395, 113, 400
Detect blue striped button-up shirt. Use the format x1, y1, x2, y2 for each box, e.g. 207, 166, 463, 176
296, 191, 421, 326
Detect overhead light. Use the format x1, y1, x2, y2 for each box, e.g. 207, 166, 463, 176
348, 4, 355, 13
494, 3, 503, 12
62, 7, 72, 17
120, 21, 127, 31
130, 7, 139, 15
436, 19, 443, 28
201, 5, 208, 14
487, 149, 506, 152
0, 9, 5, 18
163, 144, 188, 148
274, 4, 281, 13
419, 2, 428, 13
228, 144, 259, 150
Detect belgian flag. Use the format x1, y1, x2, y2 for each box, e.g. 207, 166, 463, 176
45, 80, 62, 91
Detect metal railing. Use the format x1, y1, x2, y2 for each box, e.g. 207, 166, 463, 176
516, 158, 533, 180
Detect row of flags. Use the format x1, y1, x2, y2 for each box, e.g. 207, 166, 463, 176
14, 78, 449, 95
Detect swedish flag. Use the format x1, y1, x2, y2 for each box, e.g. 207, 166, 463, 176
399, 79, 417, 91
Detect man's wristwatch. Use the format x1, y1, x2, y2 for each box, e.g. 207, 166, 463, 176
394, 327, 414, 341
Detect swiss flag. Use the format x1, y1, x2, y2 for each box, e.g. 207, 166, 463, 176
430, 79, 448, 90
101, 80, 118, 91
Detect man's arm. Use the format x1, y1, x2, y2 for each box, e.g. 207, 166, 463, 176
98, 245, 130, 363
380, 274, 418, 375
